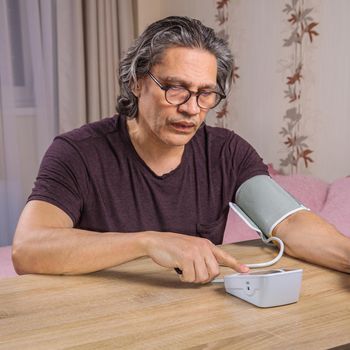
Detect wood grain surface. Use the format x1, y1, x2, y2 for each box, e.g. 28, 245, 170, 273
1, 240, 349, 349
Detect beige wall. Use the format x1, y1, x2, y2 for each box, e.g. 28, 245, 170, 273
136, 0, 215, 35
136, 0, 350, 181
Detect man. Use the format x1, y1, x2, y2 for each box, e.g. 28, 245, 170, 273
12, 16, 350, 283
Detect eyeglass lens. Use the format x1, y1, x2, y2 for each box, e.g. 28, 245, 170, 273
165, 87, 221, 109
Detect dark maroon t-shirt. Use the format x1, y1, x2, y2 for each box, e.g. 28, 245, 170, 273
29, 115, 268, 244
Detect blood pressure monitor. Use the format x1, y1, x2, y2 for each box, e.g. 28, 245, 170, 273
223, 268, 303, 307
219, 176, 306, 307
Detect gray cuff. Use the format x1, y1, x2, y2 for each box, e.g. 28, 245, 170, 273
234, 175, 309, 237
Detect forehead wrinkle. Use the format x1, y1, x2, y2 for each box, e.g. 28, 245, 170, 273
160, 75, 217, 90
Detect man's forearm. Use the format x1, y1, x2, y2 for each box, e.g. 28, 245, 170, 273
12, 228, 148, 275
273, 210, 350, 273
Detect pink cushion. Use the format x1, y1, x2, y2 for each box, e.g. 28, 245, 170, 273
271, 174, 328, 212
223, 173, 350, 243
318, 177, 350, 237
223, 206, 260, 243
0, 246, 17, 278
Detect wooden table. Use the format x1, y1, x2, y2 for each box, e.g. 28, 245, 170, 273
1, 240, 349, 350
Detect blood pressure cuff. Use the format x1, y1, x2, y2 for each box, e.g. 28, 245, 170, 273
234, 175, 309, 239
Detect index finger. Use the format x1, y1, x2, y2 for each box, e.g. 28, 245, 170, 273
212, 246, 250, 273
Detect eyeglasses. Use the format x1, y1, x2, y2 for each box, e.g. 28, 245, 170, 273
147, 71, 226, 110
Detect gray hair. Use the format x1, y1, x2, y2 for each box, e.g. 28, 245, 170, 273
116, 16, 234, 118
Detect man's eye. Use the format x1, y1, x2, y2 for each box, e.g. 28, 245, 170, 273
167, 86, 189, 97
200, 91, 214, 97
168, 86, 186, 92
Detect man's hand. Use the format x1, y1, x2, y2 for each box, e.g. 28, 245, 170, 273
142, 232, 249, 283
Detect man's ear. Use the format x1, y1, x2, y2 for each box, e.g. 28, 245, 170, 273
132, 79, 142, 97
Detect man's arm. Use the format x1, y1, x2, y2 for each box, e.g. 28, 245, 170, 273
273, 210, 350, 273
12, 200, 248, 282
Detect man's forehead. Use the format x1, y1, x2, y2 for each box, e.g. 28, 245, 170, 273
152, 47, 218, 87
158, 46, 217, 64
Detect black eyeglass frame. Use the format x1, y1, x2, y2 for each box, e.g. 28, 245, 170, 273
147, 71, 226, 110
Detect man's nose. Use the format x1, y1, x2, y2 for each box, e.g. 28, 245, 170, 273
177, 95, 201, 116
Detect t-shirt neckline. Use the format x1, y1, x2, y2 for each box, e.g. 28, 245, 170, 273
119, 115, 190, 180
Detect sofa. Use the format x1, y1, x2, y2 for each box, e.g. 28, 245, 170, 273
0, 245, 16, 278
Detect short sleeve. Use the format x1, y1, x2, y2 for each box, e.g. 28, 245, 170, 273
28, 137, 89, 225
229, 134, 269, 189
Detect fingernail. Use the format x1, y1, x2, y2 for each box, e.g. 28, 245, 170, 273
240, 264, 250, 272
